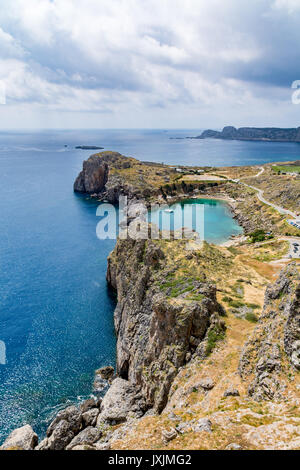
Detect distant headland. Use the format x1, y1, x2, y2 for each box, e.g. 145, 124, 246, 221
187, 126, 300, 142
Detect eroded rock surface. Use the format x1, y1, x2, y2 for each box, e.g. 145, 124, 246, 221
0, 425, 38, 451
74, 154, 109, 193
107, 238, 225, 413
239, 263, 300, 400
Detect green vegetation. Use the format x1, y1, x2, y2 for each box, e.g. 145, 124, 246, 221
222, 297, 244, 308
187, 293, 204, 302
206, 326, 226, 356
272, 165, 300, 175
249, 229, 267, 243
245, 312, 259, 323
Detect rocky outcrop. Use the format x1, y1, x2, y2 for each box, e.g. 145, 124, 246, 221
36, 405, 83, 450
0, 425, 38, 451
33, 398, 103, 451
73, 151, 159, 201
95, 365, 114, 381
107, 238, 225, 413
74, 154, 109, 193
74, 150, 136, 194
239, 263, 300, 401
97, 378, 145, 425
193, 126, 300, 142
2, 237, 225, 451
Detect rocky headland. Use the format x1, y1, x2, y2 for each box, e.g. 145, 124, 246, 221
191, 126, 300, 142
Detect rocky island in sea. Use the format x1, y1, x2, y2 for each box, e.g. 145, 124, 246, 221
189, 126, 300, 142
75, 146, 104, 150
1, 151, 299, 451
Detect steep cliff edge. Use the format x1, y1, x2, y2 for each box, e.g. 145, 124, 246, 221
107, 262, 300, 451
74, 153, 109, 193
0, 238, 226, 451
73, 151, 172, 200
239, 262, 300, 400
106, 238, 226, 413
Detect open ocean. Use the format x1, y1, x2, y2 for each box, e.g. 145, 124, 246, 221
1, 129, 300, 442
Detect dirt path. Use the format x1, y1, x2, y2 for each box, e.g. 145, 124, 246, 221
228, 166, 298, 219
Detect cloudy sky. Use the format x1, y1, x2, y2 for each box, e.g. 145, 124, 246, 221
0, 0, 300, 128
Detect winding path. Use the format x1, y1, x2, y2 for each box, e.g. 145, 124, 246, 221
231, 165, 300, 259
234, 166, 298, 219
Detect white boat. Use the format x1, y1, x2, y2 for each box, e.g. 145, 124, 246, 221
164, 209, 174, 213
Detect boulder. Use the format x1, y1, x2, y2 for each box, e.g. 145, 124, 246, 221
198, 378, 215, 391
80, 398, 99, 413
82, 408, 99, 427
95, 366, 114, 381
47, 406, 82, 437
193, 418, 212, 433
95, 442, 111, 450
46, 420, 75, 451
38, 406, 83, 450
66, 427, 102, 450
0, 425, 38, 450
98, 378, 144, 425
226, 443, 243, 450
162, 428, 177, 443
223, 387, 240, 397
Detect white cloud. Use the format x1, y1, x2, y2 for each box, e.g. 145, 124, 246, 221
0, 0, 298, 127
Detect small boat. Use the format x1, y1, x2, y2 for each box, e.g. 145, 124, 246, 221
164, 209, 174, 213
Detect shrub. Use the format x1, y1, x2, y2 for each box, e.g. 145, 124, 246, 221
245, 312, 259, 323
249, 229, 266, 243
206, 326, 226, 356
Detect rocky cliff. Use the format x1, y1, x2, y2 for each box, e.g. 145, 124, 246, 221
74, 154, 109, 193
2, 246, 299, 450
2, 151, 299, 451
194, 126, 300, 142
107, 238, 226, 413
105, 262, 299, 451
0, 237, 226, 450
73, 151, 172, 202
239, 262, 300, 401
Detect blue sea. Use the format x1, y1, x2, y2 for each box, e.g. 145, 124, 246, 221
1, 129, 300, 443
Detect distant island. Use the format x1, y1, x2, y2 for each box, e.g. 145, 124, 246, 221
188, 126, 300, 142
75, 145, 104, 150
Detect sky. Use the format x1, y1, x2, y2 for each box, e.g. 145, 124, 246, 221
0, 0, 300, 129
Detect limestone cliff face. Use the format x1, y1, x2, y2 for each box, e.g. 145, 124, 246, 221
107, 238, 225, 412
74, 154, 109, 193
239, 263, 300, 400
73, 151, 160, 201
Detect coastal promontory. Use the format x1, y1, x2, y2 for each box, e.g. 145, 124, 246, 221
192, 126, 300, 142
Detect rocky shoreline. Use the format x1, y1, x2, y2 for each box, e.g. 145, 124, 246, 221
1, 153, 230, 450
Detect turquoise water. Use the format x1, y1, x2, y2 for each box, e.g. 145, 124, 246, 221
150, 199, 242, 245
0, 129, 299, 443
